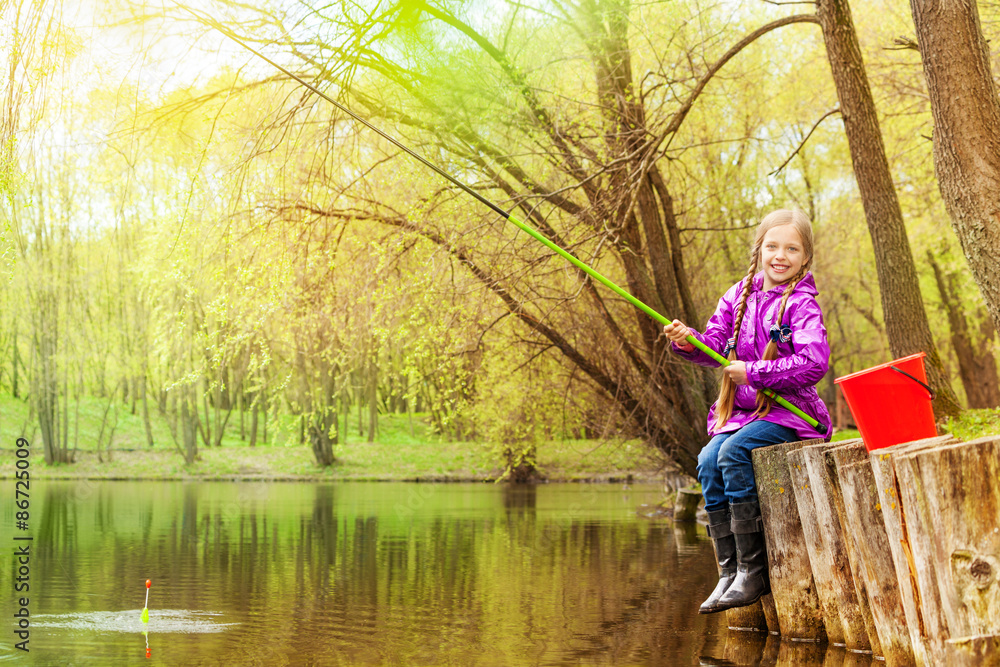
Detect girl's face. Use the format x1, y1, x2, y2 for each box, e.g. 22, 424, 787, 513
760, 224, 808, 290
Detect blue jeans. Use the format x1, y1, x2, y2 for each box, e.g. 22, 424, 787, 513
697, 420, 799, 512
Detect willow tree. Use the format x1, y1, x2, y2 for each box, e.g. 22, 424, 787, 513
181, 0, 831, 474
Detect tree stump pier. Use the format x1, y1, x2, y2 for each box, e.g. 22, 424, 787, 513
752, 439, 826, 641
869, 435, 956, 665
794, 441, 874, 653
834, 455, 915, 665
708, 430, 999, 664
898, 436, 1000, 639
787, 445, 845, 646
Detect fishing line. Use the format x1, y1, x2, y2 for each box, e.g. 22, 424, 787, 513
178, 4, 825, 434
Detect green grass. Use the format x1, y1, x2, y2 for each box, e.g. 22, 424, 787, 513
830, 407, 1000, 445
0, 393, 661, 481
9, 391, 999, 481
943, 407, 1000, 442
830, 428, 860, 442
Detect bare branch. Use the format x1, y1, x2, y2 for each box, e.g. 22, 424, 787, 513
769, 107, 841, 176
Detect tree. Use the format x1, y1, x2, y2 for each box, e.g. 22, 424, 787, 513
927, 250, 999, 409
814, 0, 962, 419
186, 0, 836, 475
908, 0, 1000, 336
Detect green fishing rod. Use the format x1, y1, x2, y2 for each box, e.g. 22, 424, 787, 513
188, 8, 825, 435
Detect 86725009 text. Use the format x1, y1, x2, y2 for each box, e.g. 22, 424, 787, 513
13, 437, 32, 652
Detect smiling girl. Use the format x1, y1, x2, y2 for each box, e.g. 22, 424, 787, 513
663, 208, 832, 614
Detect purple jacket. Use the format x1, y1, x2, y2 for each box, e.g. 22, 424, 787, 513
673, 271, 832, 441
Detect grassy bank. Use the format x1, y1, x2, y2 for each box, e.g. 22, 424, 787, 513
0, 393, 664, 482
1, 439, 662, 482
4, 391, 997, 482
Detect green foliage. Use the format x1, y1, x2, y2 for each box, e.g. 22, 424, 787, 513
944, 408, 1000, 442
3, 0, 999, 476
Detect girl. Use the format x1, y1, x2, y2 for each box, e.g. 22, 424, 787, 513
664, 209, 831, 614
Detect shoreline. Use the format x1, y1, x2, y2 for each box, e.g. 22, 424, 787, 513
1, 446, 668, 485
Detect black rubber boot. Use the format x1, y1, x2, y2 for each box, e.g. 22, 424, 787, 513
698, 508, 738, 614
715, 501, 770, 611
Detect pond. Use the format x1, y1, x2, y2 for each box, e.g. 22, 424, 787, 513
0, 481, 877, 665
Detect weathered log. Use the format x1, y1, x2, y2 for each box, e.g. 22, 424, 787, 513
674, 487, 702, 521
945, 634, 1000, 667
903, 436, 1000, 638
823, 441, 883, 657
892, 445, 953, 662
787, 446, 846, 645
752, 439, 826, 641
798, 441, 875, 653
762, 593, 780, 635
869, 435, 956, 666
726, 600, 768, 633
836, 459, 915, 666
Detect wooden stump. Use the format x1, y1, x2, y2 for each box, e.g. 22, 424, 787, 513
869, 435, 956, 666
945, 634, 1000, 667
726, 601, 768, 633
823, 441, 883, 657
673, 487, 702, 521
798, 441, 875, 653
752, 439, 826, 641
893, 443, 956, 660
835, 458, 915, 666
901, 436, 1000, 638
787, 446, 846, 645
761, 593, 780, 635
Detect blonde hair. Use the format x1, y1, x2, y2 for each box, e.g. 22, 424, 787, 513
713, 209, 814, 430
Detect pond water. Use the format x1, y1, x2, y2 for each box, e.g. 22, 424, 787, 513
0, 481, 876, 665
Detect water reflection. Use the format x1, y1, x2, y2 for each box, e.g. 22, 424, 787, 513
0, 481, 874, 665
698, 633, 878, 667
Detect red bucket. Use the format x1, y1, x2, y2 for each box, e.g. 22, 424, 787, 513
834, 352, 937, 452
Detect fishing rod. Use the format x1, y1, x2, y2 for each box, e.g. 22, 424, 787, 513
185, 7, 825, 435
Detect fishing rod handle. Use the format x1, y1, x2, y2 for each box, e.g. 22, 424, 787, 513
686, 336, 824, 432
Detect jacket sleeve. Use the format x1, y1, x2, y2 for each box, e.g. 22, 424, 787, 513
744, 295, 829, 391
671, 286, 737, 368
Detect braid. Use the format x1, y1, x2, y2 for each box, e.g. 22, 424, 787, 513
754, 267, 808, 417
713, 251, 760, 431
730, 255, 759, 344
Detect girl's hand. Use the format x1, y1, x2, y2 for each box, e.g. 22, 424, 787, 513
724, 361, 748, 385
663, 319, 692, 346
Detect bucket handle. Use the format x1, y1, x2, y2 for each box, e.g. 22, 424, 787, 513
890, 365, 936, 401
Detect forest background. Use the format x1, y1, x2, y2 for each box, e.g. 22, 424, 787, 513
2, 0, 999, 482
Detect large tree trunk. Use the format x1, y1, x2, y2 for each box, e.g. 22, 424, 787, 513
909, 0, 1000, 336
928, 252, 1000, 409
815, 0, 962, 420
